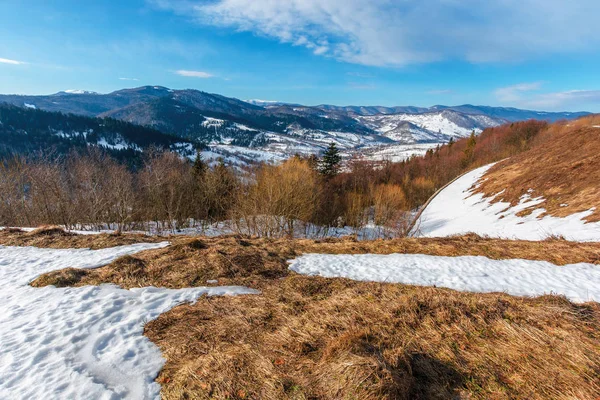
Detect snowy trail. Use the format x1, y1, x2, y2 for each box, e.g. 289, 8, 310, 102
0, 244, 258, 400
289, 253, 600, 303
414, 164, 600, 241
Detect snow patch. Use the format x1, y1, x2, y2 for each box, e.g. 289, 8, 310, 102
416, 164, 600, 241
0, 243, 258, 399
64, 90, 98, 95
289, 253, 600, 303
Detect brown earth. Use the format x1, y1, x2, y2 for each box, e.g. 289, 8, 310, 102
475, 115, 600, 222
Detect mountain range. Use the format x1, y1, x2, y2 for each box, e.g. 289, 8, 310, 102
0, 86, 590, 165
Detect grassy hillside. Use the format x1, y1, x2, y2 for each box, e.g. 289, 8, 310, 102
475, 115, 600, 222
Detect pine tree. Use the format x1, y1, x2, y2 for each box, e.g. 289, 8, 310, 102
319, 142, 342, 178
448, 137, 455, 149
193, 150, 207, 177
461, 130, 477, 168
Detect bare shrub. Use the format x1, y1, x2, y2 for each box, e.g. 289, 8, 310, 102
138, 151, 196, 233
234, 158, 321, 238
0, 158, 31, 226
373, 183, 411, 237
344, 191, 370, 234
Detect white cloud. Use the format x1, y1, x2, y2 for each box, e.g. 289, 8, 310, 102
174, 69, 214, 78
495, 82, 542, 103
119, 77, 140, 81
151, 0, 600, 67
0, 57, 27, 65
522, 90, 600, 110
495, 83, 600, 110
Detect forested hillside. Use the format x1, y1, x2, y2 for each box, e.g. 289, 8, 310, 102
0, 103, 199, 162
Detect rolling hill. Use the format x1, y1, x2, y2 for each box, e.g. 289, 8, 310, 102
416, 115, 600, 241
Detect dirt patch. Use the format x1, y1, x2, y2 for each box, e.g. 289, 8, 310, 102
475, 115, 600, 222
0, 226, 166, 249
148, 276, 600, 399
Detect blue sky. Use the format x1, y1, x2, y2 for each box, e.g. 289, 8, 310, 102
1, 0, 599, 111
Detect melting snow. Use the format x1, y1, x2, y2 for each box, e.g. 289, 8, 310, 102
0, 243, 258, 399
415, 164, 600, 241
289, 253, 600, 303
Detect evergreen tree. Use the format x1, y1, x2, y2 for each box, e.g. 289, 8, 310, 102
319, 142, 342, 178
461, 130, 477, 168
447, 137, 455, 149
192, 150, 207, 176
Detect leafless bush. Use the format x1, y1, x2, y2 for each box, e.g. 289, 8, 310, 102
234, 158, 320, 237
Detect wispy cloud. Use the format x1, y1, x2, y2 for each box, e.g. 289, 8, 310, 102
348, 82, 376, 90
494, 83, 600, 110
119, 77, 140, 81
521, 90, 600, 110
495, 82, 542, 103
151, 0, 600, 67
175, 70, 214, 78
0, 57, 27, 65
427, 89, 453, 95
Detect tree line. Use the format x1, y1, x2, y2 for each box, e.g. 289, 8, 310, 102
0, 120, 550, 238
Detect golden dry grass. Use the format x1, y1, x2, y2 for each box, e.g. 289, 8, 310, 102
7, 228, 600, 399
0, 225, 165, 249
29, 234, 600, 289
148, 277, 600, 400
476, 115, 600, 222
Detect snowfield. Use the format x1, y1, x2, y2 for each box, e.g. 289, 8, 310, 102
415, 164, 600, 242
289, 253, 600, 303
0, 244, 258, 399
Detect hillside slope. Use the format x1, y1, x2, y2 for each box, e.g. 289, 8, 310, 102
0, 104, 198, 160
416, 115, 600, 241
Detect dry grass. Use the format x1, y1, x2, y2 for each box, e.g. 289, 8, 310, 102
476, 115, 600, 222
0, 226, 165, 249
11, 229, 600, 398
148, 277, 600, 400
30, 234, 600, 289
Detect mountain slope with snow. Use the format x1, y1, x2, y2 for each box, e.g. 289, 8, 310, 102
0, 103, 198, 160
415, 164, 600, 242
0, 86, 591, 165
360, 110, 505, 141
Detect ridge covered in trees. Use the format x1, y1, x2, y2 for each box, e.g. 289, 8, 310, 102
0, 103, 199, 163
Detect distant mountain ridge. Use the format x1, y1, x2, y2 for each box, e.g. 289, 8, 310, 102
0, 103, 197, 162
0, 86, 591, 166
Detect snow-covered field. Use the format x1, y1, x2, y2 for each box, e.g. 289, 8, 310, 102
289, 253, 600, 303
359, 111, 502, 140
357, 142, 441, 162
0, 244, 257, 399
415, 164, 600, 241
